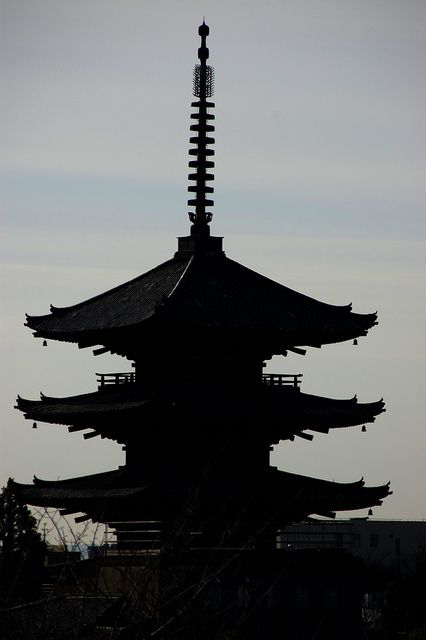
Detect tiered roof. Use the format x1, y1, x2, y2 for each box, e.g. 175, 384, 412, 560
26, 254, 377, 352
10, 468, 391, 525
16, 387, 385, 444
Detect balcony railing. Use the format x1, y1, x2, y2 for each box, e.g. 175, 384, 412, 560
262, 373, 302, 389
96, 371, 302, 390
96, 372, 136, 388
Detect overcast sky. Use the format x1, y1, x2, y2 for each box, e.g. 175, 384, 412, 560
1, 0, 425, 522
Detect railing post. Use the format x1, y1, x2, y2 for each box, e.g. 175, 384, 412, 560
262, 373, 302, 389
96, 371, 138, 389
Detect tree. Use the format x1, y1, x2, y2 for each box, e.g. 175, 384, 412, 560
0, 482, 47, 605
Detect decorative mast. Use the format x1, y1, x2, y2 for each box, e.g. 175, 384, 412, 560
188, 21, 215, 238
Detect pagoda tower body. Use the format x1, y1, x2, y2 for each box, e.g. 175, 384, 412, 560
12, 24, 390, 555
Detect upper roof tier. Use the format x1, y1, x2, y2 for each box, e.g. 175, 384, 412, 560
26, 252, 377, 351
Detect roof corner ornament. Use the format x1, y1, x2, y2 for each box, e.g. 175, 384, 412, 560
187, 21, 215, 238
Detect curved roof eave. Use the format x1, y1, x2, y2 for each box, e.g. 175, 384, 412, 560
25, 255, 192, 340
23, 253, 378, 346
9, 468, 391, 515
271, 469, 392, 511
16, 388, 385, 432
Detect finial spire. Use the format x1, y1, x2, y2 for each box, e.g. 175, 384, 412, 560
187, 21, 215, 238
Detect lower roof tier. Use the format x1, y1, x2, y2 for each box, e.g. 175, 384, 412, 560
10, 466, 391, 526
16, 384, 385, 445
25, 252, 377, 354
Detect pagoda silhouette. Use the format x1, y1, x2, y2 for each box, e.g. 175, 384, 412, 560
11, 22, 390, 555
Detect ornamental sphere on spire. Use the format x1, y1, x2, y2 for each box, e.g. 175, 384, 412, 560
199, 21, 209, 36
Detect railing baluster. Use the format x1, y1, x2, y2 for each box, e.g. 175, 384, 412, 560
96, 371, 136, 389
262, 373, 302, 390
97, 371, 301, 390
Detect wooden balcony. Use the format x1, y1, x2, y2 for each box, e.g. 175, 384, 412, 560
96, 372, 136, 388
96, 371, 302, 390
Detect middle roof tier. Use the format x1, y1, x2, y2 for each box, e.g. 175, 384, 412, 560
17, 383, 384, 445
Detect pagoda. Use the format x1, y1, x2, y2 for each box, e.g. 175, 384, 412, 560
11, 22, 390, 553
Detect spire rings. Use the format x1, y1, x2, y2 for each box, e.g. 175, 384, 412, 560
187, 22, 215, 235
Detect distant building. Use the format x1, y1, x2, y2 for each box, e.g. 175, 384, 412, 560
45, 545, 81, 566
279, 519, 426, 568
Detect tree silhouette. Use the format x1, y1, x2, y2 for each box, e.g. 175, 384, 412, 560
0, 482, 47, 605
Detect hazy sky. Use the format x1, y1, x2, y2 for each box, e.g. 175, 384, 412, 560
1, 0, 425, 521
